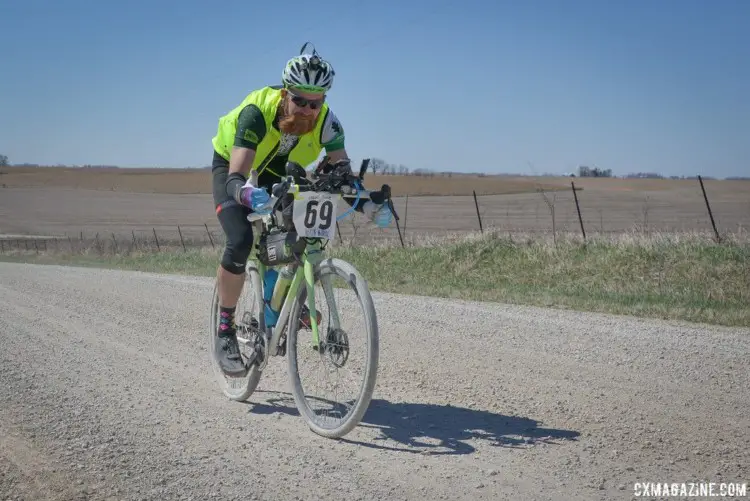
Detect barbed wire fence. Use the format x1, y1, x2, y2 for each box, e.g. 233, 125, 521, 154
1, 176, 748, 255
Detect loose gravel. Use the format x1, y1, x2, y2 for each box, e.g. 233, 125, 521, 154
1, 262, 748, 500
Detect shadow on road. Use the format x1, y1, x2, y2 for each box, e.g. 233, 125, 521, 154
243, 391, 580, 455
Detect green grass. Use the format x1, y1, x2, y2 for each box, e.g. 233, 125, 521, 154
331, 232, 749, 326
2, 230, 749, 327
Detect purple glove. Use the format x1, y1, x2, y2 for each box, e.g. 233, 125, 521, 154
239, 181, 272, 214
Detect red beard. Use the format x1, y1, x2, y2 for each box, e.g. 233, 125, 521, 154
278, 102, 316, 135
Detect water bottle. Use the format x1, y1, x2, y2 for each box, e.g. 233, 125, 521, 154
263, 268, 279, 328
270, 264, 295, 313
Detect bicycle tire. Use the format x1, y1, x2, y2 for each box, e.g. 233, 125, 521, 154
286, 257, 379, 438
208, 262, 264, 401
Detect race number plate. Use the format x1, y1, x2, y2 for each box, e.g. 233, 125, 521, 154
292, 191, 338, 240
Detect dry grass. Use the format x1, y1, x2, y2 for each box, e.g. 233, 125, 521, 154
4, 165, 747, 197
2, 166, 748, 253
1, 165, 606, 196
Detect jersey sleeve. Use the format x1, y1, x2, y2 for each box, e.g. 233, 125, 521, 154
320, 109, 346, 153
234, 104, 267, 150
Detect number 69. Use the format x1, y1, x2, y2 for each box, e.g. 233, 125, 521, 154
303, 200, 334, 230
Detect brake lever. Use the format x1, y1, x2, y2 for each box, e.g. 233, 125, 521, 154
272, 178, 291, 199
314, 155, 331, 176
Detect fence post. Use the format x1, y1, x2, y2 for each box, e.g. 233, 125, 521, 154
153, 228, 161, 251
204, 223, 215, 248
177, 225, 186, 251
697, 175, 721, 242
391, 197, 405, 249
403, 194, 409, 238
472, 190, 484, 233
335, 221, 343, 244
571, 181, 586, 241
395, 217, 405, 248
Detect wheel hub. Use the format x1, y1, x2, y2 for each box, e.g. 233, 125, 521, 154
324, 328, 350, 368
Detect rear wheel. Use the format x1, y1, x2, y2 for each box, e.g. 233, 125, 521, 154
287, 258, 379, 438
208, 262, 264, 401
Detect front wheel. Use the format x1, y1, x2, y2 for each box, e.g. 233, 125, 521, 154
208, 262, 264, 401
287, 258, 379, 438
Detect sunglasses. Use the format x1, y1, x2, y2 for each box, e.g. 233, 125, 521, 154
288, 91, 325, 110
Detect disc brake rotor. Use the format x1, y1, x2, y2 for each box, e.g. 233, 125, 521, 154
324, 328, 350, 368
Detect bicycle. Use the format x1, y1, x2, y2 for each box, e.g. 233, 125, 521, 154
208, 157, 399, 438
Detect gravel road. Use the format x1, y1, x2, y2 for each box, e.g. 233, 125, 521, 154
1, 262, 748, 500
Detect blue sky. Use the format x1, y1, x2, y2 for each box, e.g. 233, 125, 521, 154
1, 0, 748, 178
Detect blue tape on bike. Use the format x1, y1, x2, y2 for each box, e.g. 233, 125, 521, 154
337, 180, 362, 222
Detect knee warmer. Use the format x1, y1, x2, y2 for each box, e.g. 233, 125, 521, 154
220, 243, 253, 274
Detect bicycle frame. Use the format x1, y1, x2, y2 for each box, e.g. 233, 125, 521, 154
247, 217, 341, 363
258, 242, 322, 356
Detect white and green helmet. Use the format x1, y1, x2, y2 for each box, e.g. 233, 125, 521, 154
282, 42, 335, 94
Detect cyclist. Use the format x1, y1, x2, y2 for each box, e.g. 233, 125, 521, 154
210, 43, 393, 376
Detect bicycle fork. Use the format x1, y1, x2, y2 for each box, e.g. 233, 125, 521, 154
303, 257, 320, 348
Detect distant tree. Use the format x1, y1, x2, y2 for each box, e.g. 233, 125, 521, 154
368, 158, 383, 174
0, 154, 8, 167
412, 168, 430, 176
578, 165, 612, 177
366, 157, 416, 175
625, 172, 665, 179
